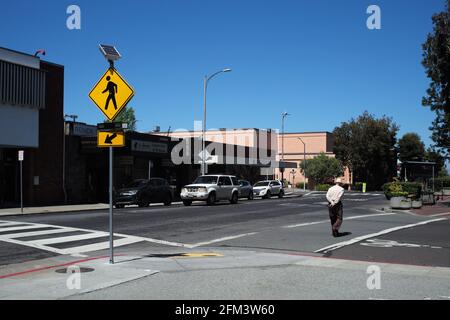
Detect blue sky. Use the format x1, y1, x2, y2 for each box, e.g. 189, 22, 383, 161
0, 0, 445, 148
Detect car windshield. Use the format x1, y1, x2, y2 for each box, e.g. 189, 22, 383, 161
254, 181, 270, 187
194, 176, 218, 184
125, 180, 147, 188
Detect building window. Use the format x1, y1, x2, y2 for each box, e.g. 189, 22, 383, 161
0, 60, 46, 109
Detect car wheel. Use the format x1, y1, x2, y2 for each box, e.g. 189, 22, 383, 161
230, 192, 239, 204
183, 200, 192, 206
115, 204, 124, 209
206, 192, 216, 206
278, 190, 284, 198
248, 192, 254, 200
163, 194, 172, 206
264, 191, 271, 199
138, 198, 150, 207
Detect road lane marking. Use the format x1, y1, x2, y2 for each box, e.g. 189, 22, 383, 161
278, 203, 311, 207
1, 228, 81, 239
190, 232, 259, 248
0, 221, 27, 227
360, 239, 443, 249
58, 238, 142, 255
429, 212, 450, 217
0, 219, 190, 254
283, 212, 397, 229
138, 237, 192, 248
0, 225, 54, 233
283, 220, 329, 228
33, 232, 109, 245
314, 218, 447, 254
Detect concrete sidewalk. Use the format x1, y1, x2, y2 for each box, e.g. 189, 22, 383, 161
410, 199, 450, 216
1, 248, 450, 300
0, 203, 109, 217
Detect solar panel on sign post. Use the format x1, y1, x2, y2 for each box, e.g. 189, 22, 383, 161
99, 44, 121, 61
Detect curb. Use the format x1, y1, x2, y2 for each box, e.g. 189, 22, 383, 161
0, 202, 184, 218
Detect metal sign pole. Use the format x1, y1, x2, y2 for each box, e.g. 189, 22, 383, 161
18, 150, 24, 214
109, 146, 114, 264
91, 45, 134, 265
20, 160, 23, 214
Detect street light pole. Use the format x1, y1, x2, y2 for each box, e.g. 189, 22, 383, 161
297, 137, 306, 191
281, 112, 290, 184
202, 68, 232, 175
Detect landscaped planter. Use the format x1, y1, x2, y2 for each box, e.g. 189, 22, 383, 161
390, 196, 406, 209
412, 200, 422, 209
399, 199, 412, 209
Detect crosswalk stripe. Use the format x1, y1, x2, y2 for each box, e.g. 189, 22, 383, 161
0, 228, 79, 239
0, 221, 28, 227
0, 237, 66, 254
0, 219, 189, 254
0, 225, 54, 233
0, 220, 141, 254
33, 232, 109, 245
58, 237, 143, 255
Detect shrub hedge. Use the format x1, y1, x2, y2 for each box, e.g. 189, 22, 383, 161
382, 182, 422, 200
295, 182, 306, 189
430, 177, 450, 191
315, 184, 332, 191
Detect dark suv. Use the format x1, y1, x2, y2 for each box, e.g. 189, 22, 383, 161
114, 178, 173, 208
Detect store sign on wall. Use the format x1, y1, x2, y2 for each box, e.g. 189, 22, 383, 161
131, 140, 168, 154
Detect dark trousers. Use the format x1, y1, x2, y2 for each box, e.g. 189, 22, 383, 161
328, 201, 343, 232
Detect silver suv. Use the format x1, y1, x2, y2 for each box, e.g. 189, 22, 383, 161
180, 175, 240, 206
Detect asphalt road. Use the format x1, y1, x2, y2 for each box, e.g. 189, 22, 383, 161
0, 191, 449, 269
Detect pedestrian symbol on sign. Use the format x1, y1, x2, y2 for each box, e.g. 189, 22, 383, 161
102, 76, 118, 110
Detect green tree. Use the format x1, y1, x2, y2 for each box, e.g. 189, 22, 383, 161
398, 133, 425, 162
333, 111, 399, 190
422, 0, 450, 155
106, 107, 137, 131
299, 153, 343, 184
424, 146, 448, 176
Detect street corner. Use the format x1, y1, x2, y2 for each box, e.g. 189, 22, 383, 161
0, 254, 159, 299
409, 200, 450, 217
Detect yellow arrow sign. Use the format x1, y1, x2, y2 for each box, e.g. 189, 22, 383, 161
97, 130, 125, 148
89, 68, 134, 121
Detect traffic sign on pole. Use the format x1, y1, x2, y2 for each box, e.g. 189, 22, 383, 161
88, 68, 135, 121
97, 130, 125, 148
90, 45, 133, 265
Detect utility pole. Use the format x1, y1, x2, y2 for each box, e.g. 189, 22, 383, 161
297, 137, 306, 191
281, 112, 290, 184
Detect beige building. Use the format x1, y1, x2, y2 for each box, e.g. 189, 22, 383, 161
155, 128, 349, 186
162, 128, 276, 150
276, 132, 350, 187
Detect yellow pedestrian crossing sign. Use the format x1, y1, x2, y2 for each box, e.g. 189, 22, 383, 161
97, 130, 125, 148
89, 68, 135, 121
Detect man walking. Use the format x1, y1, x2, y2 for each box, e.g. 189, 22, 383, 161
326, 178, 345, 237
